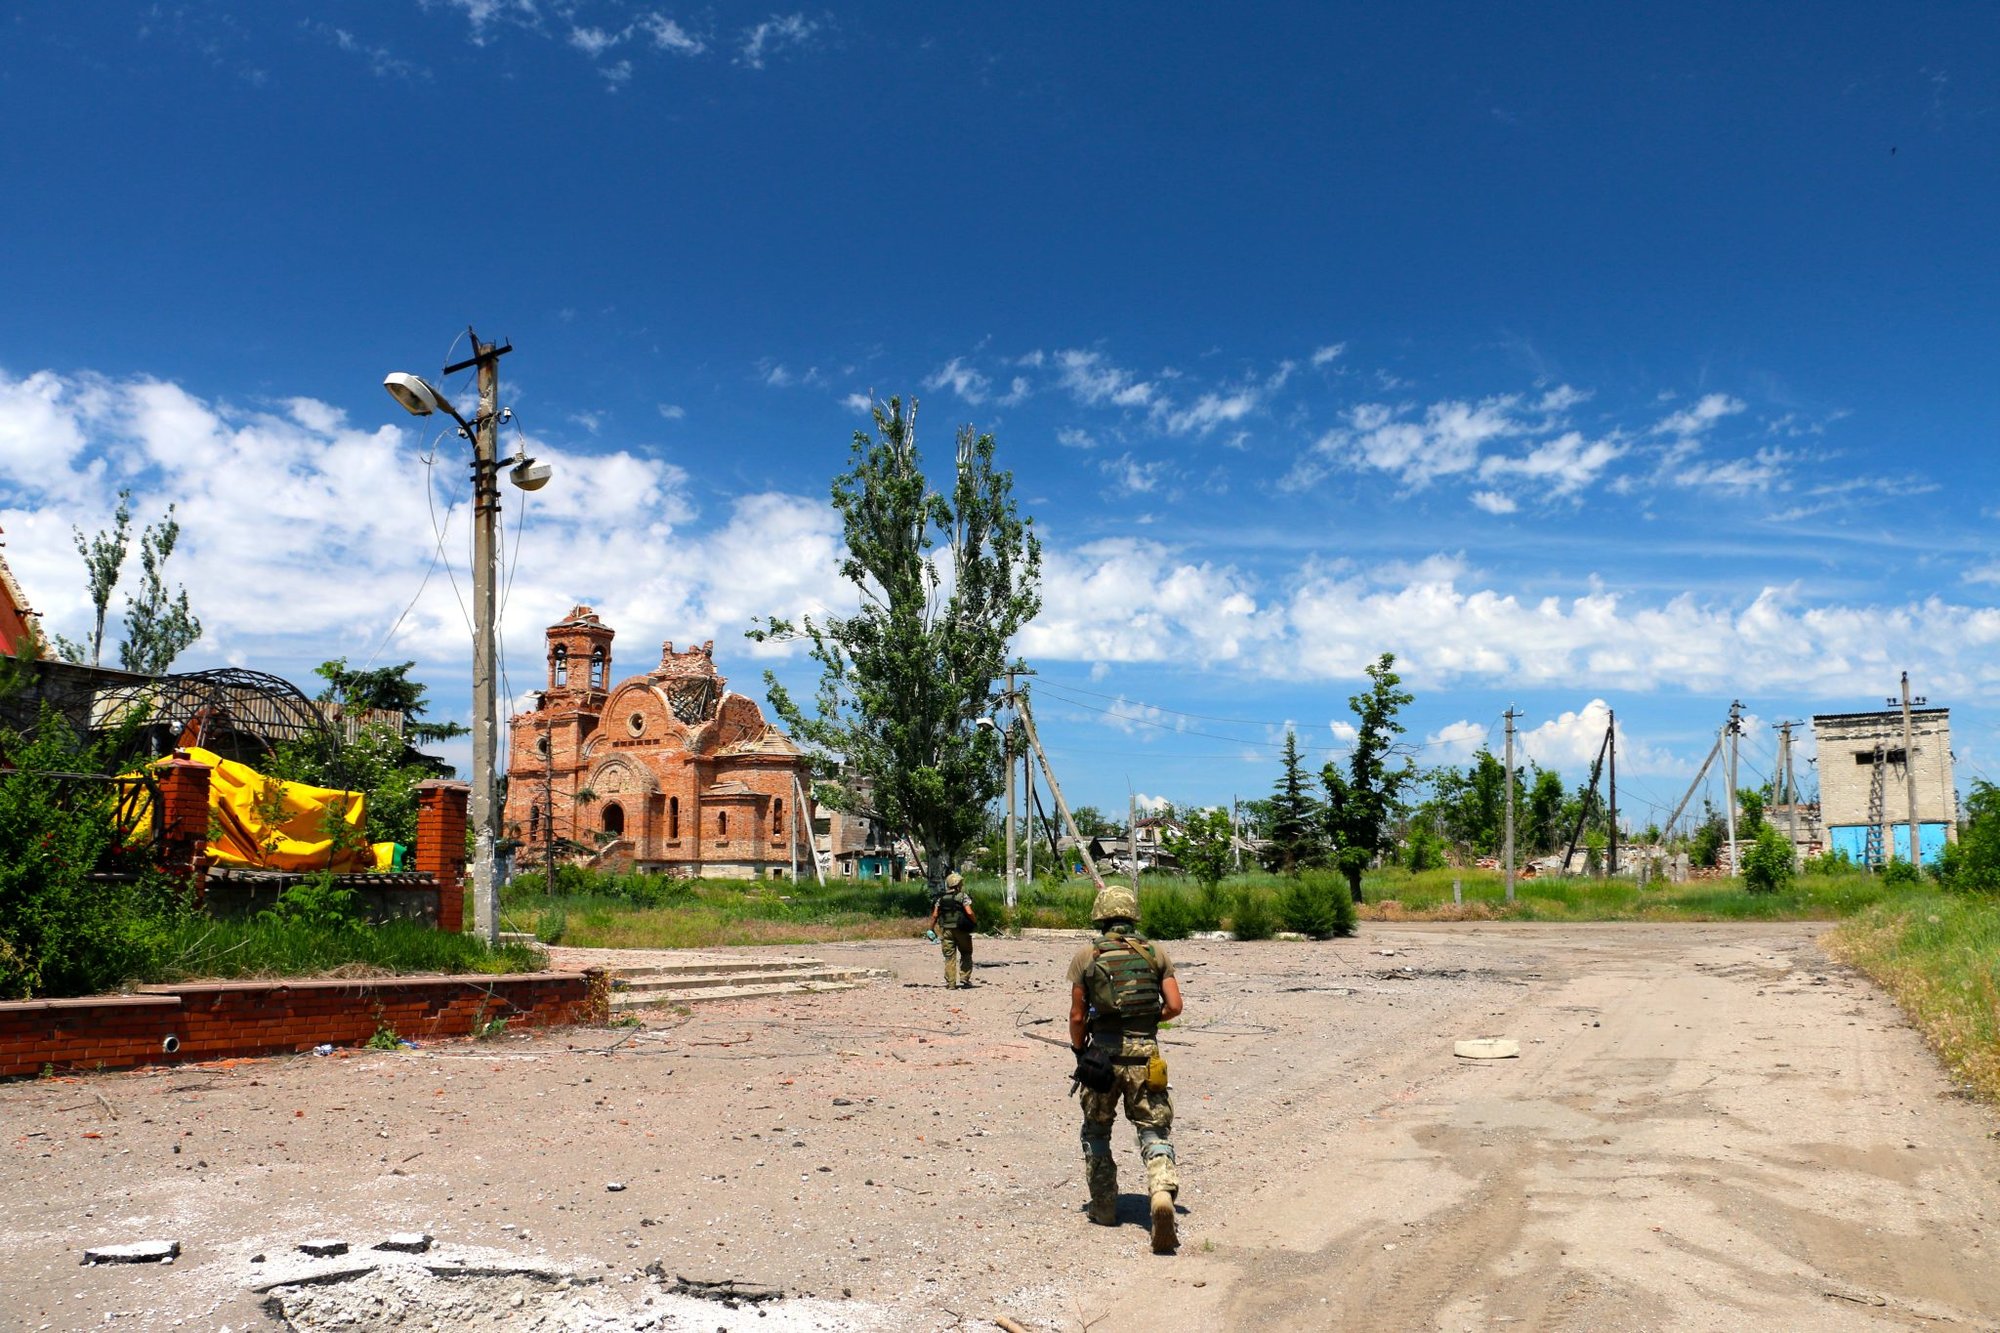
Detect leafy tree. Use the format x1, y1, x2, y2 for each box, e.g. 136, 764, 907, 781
53, 491, 134, 667
1259, 728, 1325, 874
1321, 653, 1415, 903
1735, 788, 1766, 836
1690, 800, 1726, 868
118, 504, 201, 674
1936, 779, 2000, 892
1067, 804, 1119, 839
1162, 806, 1235, 891
314, 658, 468, 749
51, 490, 202, 674
751, 397, 1041, 888
1524, 765, 1567, 855
1742, 823, 1795, 894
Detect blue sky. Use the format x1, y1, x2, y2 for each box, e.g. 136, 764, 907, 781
3, 3, 1998, 829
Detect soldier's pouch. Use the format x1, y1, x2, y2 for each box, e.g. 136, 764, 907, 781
1145, 1053, 1169, 1092
1075, 1046, 1117, 1093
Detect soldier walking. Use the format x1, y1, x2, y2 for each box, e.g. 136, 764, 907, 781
1068, 884, 1183, 1252
928, 871, 977, 988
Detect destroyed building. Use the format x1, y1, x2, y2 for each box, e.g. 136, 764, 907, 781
503, 607, 817, 879
1810, 707, 1957, 867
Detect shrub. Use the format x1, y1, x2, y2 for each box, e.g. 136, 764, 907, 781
1742, 826, 1795, 894
967, 885, 1007, 933
1142, 887, 1196, 940
1279, 871, 1357, 939
1193, 881, 1229, 932
1881, 858, 1922, 888
258, 872, 365, 930
1230, 886, 1277, 940
534, 904, 568, 945
1803, 848, 1858, 876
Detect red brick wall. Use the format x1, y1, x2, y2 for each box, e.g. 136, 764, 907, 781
413, 782, 469, 931
0, 970, 608, 1079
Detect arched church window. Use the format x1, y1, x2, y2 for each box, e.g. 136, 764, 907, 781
553, 644, 569, 687
530, 805, 541, 840
590, 646, 606, 689
718, 811, 729, 837
604, 803, 625, 837
772, 799, 784, 837
669, 796, 680, 839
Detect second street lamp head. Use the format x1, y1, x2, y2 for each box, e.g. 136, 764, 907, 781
383, 371, 448, 418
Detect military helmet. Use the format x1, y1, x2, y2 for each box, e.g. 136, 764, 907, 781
1090, 884, 1140, 924
944, 871, 964, 889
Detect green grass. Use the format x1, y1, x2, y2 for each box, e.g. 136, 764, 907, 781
496, 875, 939, 949
149, 918, 542, 982
1359, 866, 1893, 922
1826, 891, 2000, 1102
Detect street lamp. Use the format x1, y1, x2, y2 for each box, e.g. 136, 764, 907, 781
383, 329, 547, 946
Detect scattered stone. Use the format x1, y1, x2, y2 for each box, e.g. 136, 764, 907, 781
606, 1182, 627, 1192
298, 1239, 349, 1257
373, 1233, 432, 1254
82, 1241, 179, 1266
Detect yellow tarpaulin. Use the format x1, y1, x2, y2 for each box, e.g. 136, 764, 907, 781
141, 746, 394, 873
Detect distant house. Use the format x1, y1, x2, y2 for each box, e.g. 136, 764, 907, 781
1811, 707, 1957, 867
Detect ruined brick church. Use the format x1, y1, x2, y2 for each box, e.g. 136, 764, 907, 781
503, 607, 815, 879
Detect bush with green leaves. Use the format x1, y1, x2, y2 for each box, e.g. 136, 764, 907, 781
258, 871, 365, 930
1880, 858, 1922, 888
1229, 886, 1277, 940
0, 707, 189, 998
1141, 887, 1196, 940
1741, 825, 1796, 895
1193, 881, 1229, 932
1279, 871, 1357, 939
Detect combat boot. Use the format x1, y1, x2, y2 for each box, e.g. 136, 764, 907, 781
1150, 1190, 1177, 1253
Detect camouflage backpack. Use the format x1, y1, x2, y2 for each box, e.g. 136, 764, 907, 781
1086, 932, 1165, 1029
932, 886, 970, 930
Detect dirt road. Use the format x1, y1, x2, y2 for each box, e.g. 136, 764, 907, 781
2, 923, 1996, 1331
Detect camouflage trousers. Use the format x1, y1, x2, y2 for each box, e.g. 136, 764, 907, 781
939, 927, 973, 986
1079, 1040, 1178, 1200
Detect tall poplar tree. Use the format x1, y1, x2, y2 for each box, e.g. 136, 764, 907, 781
752, 397, 1041, 887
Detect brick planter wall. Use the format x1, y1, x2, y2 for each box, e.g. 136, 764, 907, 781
0, 969, 607, 1079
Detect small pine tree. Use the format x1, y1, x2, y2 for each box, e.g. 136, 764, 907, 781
1229, 886, 1278, 940
1279, 871, 1358, 939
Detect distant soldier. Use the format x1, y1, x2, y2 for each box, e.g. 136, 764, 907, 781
927, 871, 977, 988
1068, 884, 1183, 1252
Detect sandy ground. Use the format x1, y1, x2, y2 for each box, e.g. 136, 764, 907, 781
3, 922, 1997, 1332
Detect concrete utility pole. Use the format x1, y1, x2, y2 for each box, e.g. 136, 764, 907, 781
1898, 671, 1924, 867
1002, 667, 1017, 911
1776, 720, 1799, 866
1607, 708, 1619, 876
464, 335, 507, 945
1017, 692, 1105, 885
1022, 720, 1035, 884
1503, 707, 1520, 902
1128, 790, 1141, 894
1232, 795, 1243, 874
1725, 700, 1743, 879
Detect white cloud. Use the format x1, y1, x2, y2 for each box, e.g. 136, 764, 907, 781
1469, 490, 1517, 514
1101, 453, 1167, 495
841, 392, 873, 413
657, 403, 685, 421
1323, 395, 1524, 488
568, 25, 623, 57
1479, 429, 1626, 497
1310, 343, 1346, 367
1055, 349, 1156, 409
1423, 719, 1490, 763
1653, 393, 1745, 439
739, 13, 817, 68
924, 356, 990, 405
638, 14, 704, 53
1056, 427, 1097, 450
1162, 388, 1258, 436
1672, 445, 1793, 493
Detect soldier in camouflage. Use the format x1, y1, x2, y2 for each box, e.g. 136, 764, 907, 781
928, 871, 977, 988
1067, 884, 1183, 1253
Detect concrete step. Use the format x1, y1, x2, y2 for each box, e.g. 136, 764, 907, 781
613, 965, 883, 996
611, 978, 868, 1010
600, 956, 828, 981
605, 956, 890, 1010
